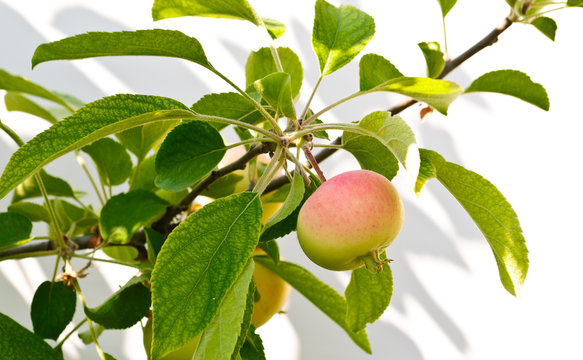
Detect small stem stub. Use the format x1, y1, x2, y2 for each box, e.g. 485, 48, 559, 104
362, 250, 390, 274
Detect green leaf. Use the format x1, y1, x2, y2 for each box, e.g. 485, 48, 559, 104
155, 189, 189, 206
151, 193, 262, 360
194, 261, 254, 360
370, 77, 462, 115
253, 257, 371, 353
258, 176, 318, 243
231, 281, 255, 360
192, 93, 263, 131
359, 111, 417, 171
130, 156, 158, 192
78, 324, 104, 345
311, 119, 330, 140
32, 30, 212, 69
84, 276, 151, 329
0, 94, 192, 200
438, 0, 458, 17
418, 42, 445, 78
202, 173, 246, 199
465, 69, 549, 111
530, 17, 557, 41
102, 246, 140, 264
253, 72, 296, 119
301, 110, 330, 140
116, 121, 179, 161
0, 312, 61, 360
263, 172, 305, 229
152, 0, 262, 24
0, 69, 71, 109
342, 117, 400, 181
523, 1, 555, 15
11, 170, 77, 203
257, 241, 279, 264
155, 121, 226, 191
246, 47, 303, 98
259, 183, 291, 204
0, 212, 33, 251
263, 18, 286, 39
567, 0, 583, 6
30, 281, 76, 340
53, 92, 85, 111
345, 259, 392, 333
145, 228, 165, 264
238, 326, 266, 360
359, 54, 404, 91
83, 138, 133, 186
99, 190, 169, 243
416, 149, 528, 296
312, 0, 375, 76
234, 126, 254, 144
349, 111, 418, 180
4, 92, 58, 124
7, 202, 51, 223
51, 199, 98, 237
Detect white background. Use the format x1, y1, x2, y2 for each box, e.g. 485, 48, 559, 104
1, 0, 582, 359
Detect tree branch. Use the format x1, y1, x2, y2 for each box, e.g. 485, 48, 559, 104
438, 17, 513, 80
265, 16, 514, 192
0, 236, 77, 259
1, 17, 514, 261
0, 233, 148, 262
151, 142, 272, 235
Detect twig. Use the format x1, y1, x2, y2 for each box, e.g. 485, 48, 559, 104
0, 234, 147, 261
264, 137, 341, 193
303, 146, 326, 182
438, 17, 513, 80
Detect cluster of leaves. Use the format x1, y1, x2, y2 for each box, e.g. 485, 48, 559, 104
0, 0, 580, 359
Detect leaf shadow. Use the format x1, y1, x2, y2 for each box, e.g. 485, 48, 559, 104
418, 121, 485, 241
0, 4, 145, 359
279, 194, 470, 359
286, 285, 423, 360
52, 6, 212, 106
0, 3, 104, 103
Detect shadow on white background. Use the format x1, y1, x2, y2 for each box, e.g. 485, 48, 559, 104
1, 0, 582, 359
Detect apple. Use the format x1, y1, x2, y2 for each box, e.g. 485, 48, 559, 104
296, 170, 404, 272
221, 146, 283, 224
142, 249, 290, 359
143, 317, 201, 360
251, 248, 291, 328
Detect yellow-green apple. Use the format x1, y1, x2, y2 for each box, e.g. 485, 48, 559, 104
251, 248, 291, 327
143, 317, 201, 360
221, 146, 283, 224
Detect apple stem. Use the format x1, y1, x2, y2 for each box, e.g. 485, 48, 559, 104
362, 250, 390, 274
303, 145, 327, 183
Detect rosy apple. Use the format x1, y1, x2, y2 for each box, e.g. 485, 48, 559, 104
296, 170, 404, 272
